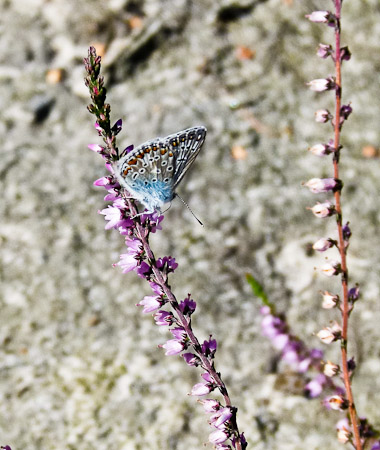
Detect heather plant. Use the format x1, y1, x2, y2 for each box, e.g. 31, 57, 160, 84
249, 2, 380, 449
82, 2, 380, 449
84, 47, 246, 450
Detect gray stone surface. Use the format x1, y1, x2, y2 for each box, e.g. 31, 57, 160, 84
1, 0, 380, 449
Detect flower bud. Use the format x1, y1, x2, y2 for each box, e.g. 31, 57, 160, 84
313, 238, 335, 252
317, 322, 342, 344
319, 260, 341, 277
307, 77, 335, 92
161, 339, 184, 356
348, 285, 360, 303
320, 291, 339, 309
340, 103, 353, 121
314, 109, 332, 123
324, 361, 340, 377
317, 44, 333, 59
209, 430, 229, 445
191, 382, 212, 396
309, 201, 335, 218
325, 395, 348, 411
306, 11, 335, 24
304, 177, 342, 193
340, 46, 351, 61
336, 418, 351, 443
308, 143, 335, 156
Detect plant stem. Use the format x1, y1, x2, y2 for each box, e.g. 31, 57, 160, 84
126, 197, 243, 450
333, 2, 361, 448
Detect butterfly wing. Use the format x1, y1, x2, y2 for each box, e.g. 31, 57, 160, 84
113, 126, 207, 212
166, 126, 207, 189
114, 139, 176, 211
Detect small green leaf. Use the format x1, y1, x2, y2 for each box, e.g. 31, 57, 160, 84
245, 273, 273, 310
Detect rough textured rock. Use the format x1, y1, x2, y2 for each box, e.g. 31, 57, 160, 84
1, 0, 380, 449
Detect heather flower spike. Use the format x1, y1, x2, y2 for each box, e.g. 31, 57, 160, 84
84, 46, 245, 450
306, 4, 365, 448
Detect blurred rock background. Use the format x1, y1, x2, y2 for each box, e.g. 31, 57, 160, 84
1, 0, 380, 449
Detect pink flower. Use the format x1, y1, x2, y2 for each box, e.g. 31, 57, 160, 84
308, 142, 335, 156
88, 143, 104, 152
313, 238, 334, 252
115, 252, 138, 273
210, 407, 233, 429
209, 430, 229, 445
137, 295, 162, 314
304, 177, 340, 193
100, 205, 122, 229
319, 260, 341, 277
324, 395, 348, 411
307, 77, 335, 92
336, 418, 351, 443
309, 201, 335, 218
324, 361, 340, 377
320, 291, 339, 309
317, 322, 342, 344
161, 339, 184, 355
317, 44, 333, 59
306, 10, 335, 24
191, 382, 212, 396
200, 399, 220, 413
314, 108, 331, 122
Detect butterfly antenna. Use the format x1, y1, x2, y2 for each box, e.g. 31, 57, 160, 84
175, 193, 203, 226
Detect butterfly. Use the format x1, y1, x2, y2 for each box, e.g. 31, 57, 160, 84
113, 126, 207, 213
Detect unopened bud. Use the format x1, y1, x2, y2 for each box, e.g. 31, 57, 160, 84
315, 109, 332, 123
319, 260, 341, 277
309, 201, 335, 218
313, 238, 335, 252
308, 143, 334, 156
306, 11, 336, 24
307, 77, 335, 92
325, 395, 348, 411
324, 361, 340, 377
317, 322, 342, 344
340, 46, 351, 61
336, 418, 351, 443
321, 291, 339, 309
317, 44, 333, 59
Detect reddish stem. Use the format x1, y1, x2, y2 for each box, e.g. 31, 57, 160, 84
333, 2, 362, 449
127, 198, 243, 450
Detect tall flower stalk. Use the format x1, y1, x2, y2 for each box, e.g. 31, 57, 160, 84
84, 47, 246, 450
306, 2, 362, 448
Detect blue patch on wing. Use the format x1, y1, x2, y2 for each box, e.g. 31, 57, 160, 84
131, 179, 174, 212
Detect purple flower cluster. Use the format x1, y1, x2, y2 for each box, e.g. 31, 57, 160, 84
260, 306, 342, 399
